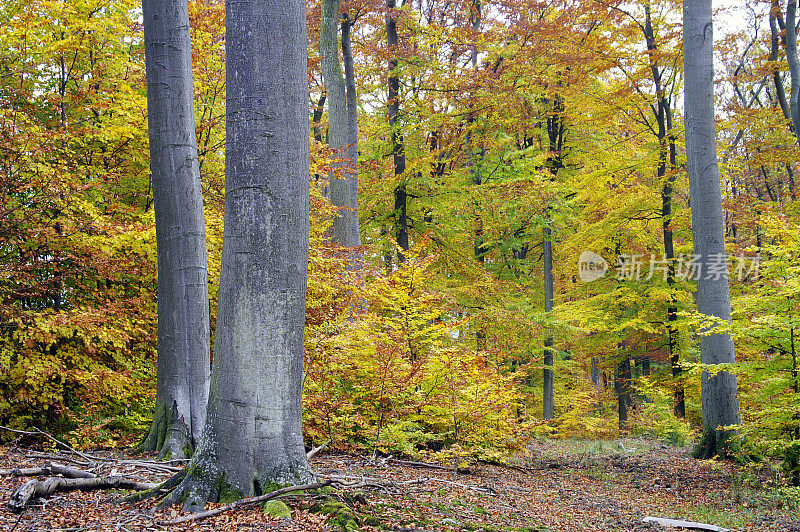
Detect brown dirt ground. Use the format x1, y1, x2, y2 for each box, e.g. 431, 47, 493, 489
1, 438, 799, 531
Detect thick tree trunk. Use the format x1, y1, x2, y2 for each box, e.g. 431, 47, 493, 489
387, 0, 408, 261
543, 225, 554, 420
683, 0, 742, 459
161, 0, 312, 510
321, 0, 359, 247
141, 0, 210, 460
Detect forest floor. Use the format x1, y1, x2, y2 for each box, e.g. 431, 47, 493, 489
1, 437, 799, 532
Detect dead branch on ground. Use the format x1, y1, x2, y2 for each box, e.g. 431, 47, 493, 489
157, 479, 334, 526
9, 476, 159, 513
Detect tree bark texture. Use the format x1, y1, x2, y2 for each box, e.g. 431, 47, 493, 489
387, 0, 408, 260
321, 0, 359, 248
141, 0, 211, 460
786, 0, 800, 141
543, 225, 554, 420
683, 0, 742, 458
341, 12, 362, 250
161, 0, 312, 510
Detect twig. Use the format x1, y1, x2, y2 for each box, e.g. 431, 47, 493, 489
115, 460, 182, 474
390, 458, 471, 474
425, 477, 498, 494
0, 426, 99, 463
157, 480, 333, 525
23, 453, 91, 466
9, 512, 23, 532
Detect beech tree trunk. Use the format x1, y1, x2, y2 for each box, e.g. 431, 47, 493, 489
161, 0, 312, 510
683, 0, 742, 458
786, 0, 800, 140
543, 225, 554, 420
387, 0, 408, 261
616, 356, 632, 430
321, 0, 359, 247
341, 12, 362, 251
141, 0, 210, 460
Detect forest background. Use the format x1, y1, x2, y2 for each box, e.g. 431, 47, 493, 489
1, 0, 799, 486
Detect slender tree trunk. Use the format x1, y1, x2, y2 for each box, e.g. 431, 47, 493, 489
387, 0, 408, 261
642, 0, 683, 418
543, 225, 554, 420
542, 85, 563, 421
664, 114, 684, 418
616, 356, 631, 430
684, 0, 742, 459
141, 0, 210, 460
770, 2, 792, 123
161, 0, 312, 509
312, 91, 328, 191
321, 0, 358, 247
591, 357, 600, 387
791, 326, 799, 486
771, 0, 799, 200
786, 0, 800, 141
341, 12, 361, 251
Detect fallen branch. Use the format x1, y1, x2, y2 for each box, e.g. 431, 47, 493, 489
306, 440, 330, 460
9, 476, 159, 512
24, 453, 91, 466
642, 517, 730, 532
425, 477, 498, 494
157, 479, 334, 526
389, 458, 471, 474
1, 462, 95, 479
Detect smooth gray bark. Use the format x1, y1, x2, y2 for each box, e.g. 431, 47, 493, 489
341, 13, 362, 250
141, 0, 210, 460
387, 0, 408, 260
786, 0, 800, 141
683, 0, 742, 458
770, 3, 792, 123
321, 0, 359, 247
161, 0, 312, 509
543, 225, 554, 420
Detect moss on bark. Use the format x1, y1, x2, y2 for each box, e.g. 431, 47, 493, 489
693, 427, 741, 460
139, 400, 194, 460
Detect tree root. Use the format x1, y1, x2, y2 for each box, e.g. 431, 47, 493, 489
138, 401, 193, 460
8, 476, 160, 513
157, 480, 333, 526
693, 428, 741, 460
